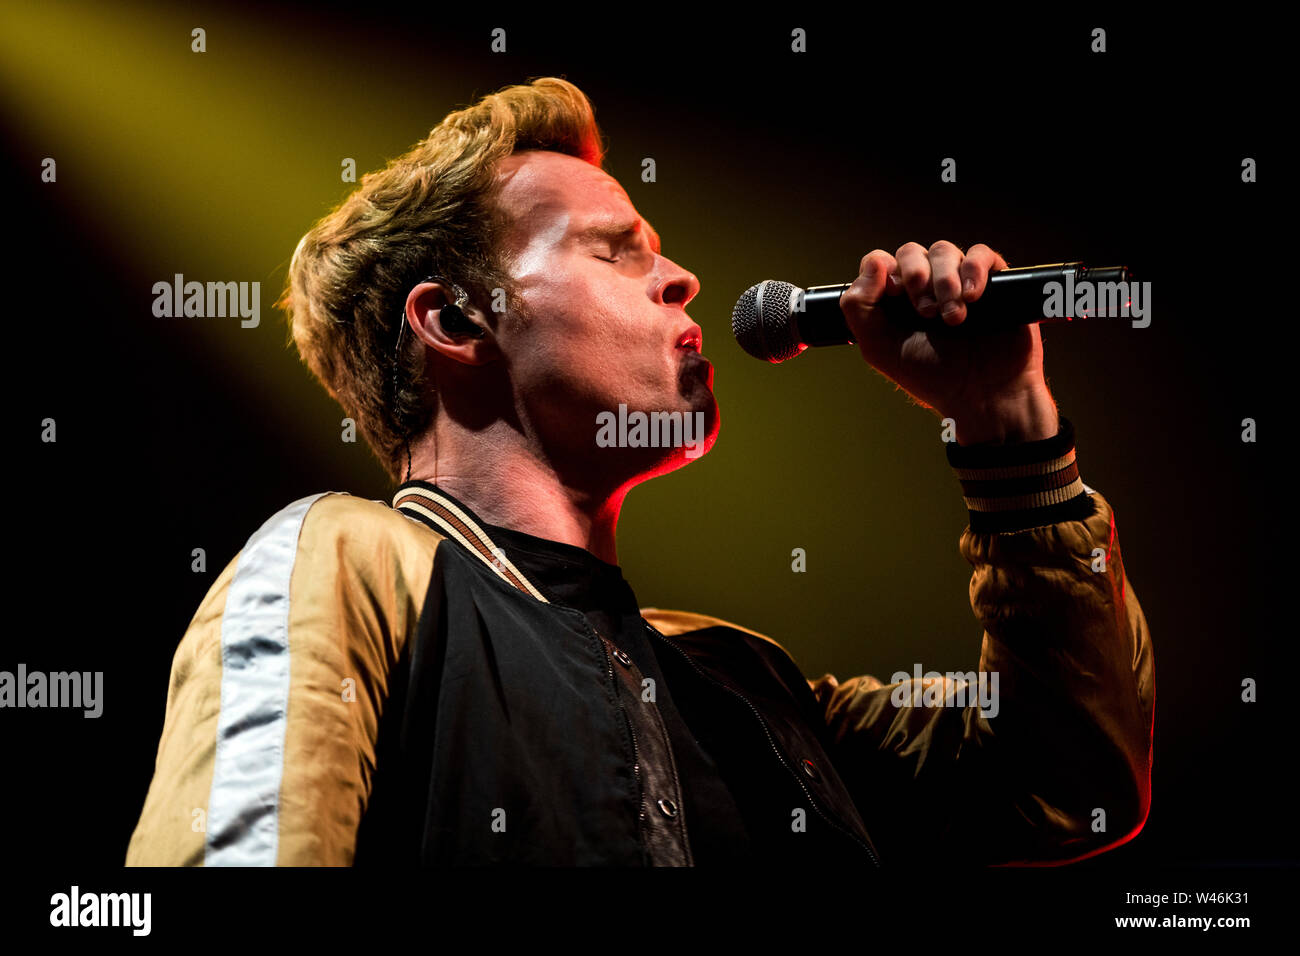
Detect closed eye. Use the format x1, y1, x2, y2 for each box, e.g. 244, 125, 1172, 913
593, 254, 621, 263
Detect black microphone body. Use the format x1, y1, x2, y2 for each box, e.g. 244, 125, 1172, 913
732, 262, 1131, 363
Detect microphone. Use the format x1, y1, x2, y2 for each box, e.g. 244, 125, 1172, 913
731, 261, 1132, 363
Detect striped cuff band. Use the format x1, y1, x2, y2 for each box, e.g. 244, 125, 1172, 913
945, 416, 1096, 533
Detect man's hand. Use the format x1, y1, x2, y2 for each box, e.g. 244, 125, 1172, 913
840, 241, 1059, 445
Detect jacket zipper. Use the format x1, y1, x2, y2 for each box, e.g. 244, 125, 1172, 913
643, 620, 880, 866
593, 624, 645, 829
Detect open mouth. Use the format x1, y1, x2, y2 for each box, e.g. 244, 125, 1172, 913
677, 346, 713, 389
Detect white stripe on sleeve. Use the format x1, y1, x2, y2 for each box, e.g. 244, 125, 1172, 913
205, 494, 327, 866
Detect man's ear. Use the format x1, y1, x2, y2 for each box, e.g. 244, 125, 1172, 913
406, 280, 501, 366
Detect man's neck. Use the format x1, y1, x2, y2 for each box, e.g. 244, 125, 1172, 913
405, 431, 627, 566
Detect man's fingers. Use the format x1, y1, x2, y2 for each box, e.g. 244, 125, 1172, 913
895, 242, 934, 317
850, 242, 1007, 333
927, 240, 965, 325
842, 250, 898, 337
959, 244, 1009, 303
851, 250, 897, 299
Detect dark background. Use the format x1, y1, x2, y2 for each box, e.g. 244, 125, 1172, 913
2, 0, 1291, 907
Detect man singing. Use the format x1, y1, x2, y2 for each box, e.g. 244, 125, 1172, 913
126, 77, 1153, 866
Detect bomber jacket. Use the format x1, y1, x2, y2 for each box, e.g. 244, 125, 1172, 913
125, 418, 1154, 866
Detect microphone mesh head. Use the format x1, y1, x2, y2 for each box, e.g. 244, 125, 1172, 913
731, 280, 801, 363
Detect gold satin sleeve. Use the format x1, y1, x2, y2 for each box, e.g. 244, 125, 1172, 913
125, 494, 444, 866
806, 490, 1154, 864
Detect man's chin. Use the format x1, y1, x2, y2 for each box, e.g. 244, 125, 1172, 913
592, 394, 719, 481
665, 394, 719, 468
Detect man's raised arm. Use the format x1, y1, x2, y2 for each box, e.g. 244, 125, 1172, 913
809, 419, 1154, 864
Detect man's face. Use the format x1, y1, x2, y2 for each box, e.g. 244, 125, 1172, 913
492, 150, 718, 483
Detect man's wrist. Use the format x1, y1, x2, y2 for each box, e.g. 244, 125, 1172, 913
943, 386, 1059, 446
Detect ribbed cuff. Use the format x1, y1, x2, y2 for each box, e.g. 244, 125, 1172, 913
946, 416, 1096, 533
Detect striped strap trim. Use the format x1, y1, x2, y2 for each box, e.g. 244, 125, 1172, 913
391, 487, 549, 603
